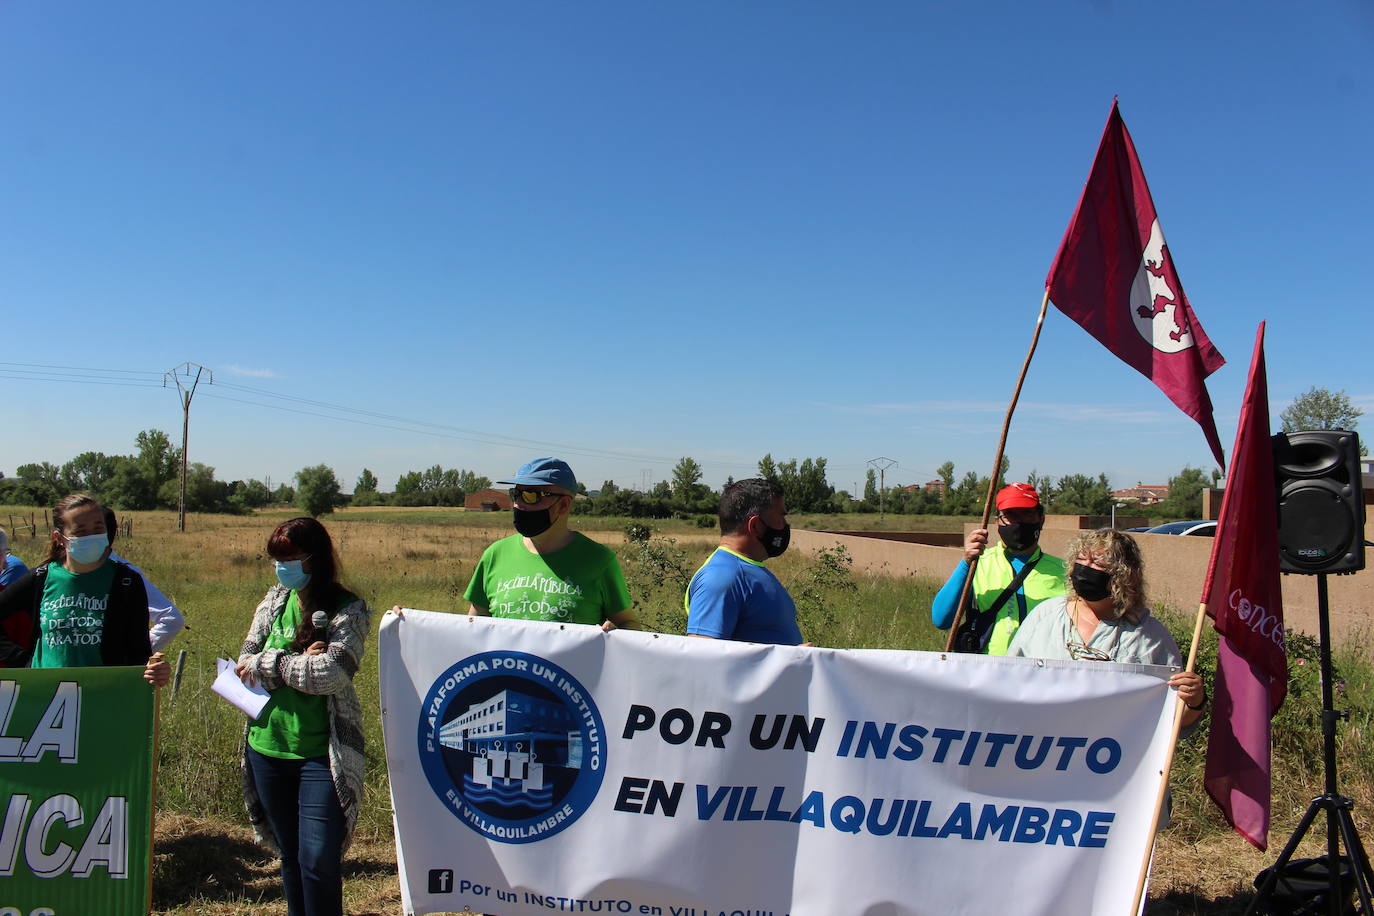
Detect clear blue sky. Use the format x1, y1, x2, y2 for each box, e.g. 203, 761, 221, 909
3, 1, 1371, 494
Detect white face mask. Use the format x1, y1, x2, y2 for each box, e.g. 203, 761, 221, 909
66, 533, 109, 565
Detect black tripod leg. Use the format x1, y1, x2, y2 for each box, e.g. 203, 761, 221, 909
1334, 806, 1374, 913
1245, 798, 1327, 916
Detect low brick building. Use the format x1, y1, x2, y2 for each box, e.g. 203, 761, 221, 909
465, 488, 512, 512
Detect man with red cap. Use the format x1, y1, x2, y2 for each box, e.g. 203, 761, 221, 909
931, 482, 1065, 655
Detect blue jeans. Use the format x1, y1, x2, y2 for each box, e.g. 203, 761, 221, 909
247, 747, 346, 916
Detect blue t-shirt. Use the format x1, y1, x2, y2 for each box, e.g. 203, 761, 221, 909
0, 554, 28, 589
685, 548, 802, 645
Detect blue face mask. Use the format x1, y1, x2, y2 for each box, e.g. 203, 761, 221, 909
274, 560, 312, 591
66, 533, 109, 565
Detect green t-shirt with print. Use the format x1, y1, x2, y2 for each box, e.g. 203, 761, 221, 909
32, 561, 115, 668
248, 591, 330, 760
464, 532, 631, 625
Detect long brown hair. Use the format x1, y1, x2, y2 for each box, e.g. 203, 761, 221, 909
267, 517, 347, 651
41, 494, 104, 565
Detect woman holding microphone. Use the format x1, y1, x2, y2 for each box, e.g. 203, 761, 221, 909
236, 517, 369, 916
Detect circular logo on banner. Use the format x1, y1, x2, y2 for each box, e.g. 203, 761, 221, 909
417, 651, 605, 843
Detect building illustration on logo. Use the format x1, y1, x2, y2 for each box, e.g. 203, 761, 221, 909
418, 651, 605, 843
438, 687, 584, 808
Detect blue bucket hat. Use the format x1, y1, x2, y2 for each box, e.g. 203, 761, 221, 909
497, 457, 579, 495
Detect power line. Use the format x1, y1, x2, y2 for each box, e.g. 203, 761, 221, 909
211, 380, 685, 464
0, 371, 162, 390
0, 361, 161, 377
1, 360, 822, 480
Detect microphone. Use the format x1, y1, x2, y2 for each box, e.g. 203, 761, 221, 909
311, 611, 329, 645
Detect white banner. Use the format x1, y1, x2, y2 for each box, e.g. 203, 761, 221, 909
380, 611, 1178, 916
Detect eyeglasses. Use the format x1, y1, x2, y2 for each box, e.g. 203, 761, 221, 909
1065, 641, 1114, 662
509, 488, 564, 505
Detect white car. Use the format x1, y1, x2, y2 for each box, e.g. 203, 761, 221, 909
1142, 520, 1217, 537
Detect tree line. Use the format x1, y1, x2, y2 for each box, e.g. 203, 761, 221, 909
0, 435, 1218, 522
0, 431, 489, 519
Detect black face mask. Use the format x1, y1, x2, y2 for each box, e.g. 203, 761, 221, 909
997, 522, 1042, 553
761, 522, 791, 558
1071, 563, 1112, 602
513, 506, 554, 538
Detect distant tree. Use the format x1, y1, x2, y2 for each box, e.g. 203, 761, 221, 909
1281, 386, 1366, 455
134, 429, 180, 487
671, 457, 706, 505
1155, 466, 1208, 520
757, 454, 779, 483
1050, 473, 1113, 515
936, 461, 955, 490
103, 458, 158, 510
600, 480, 619, 497
944, 471, 984, 516
14, 462, 62, 506
60, 451, 118, 495
1281, 386, 1363, 433
157, 462, 235, 513
793, 458, 833, 512
393, 471, 424, 506
351, 468, 381, 507
295, 465, 342, 518
273, 483, 296, 505
233, 478, 273, 510
650, 480, 672, 500
1024, 470, 1055, 504
457, 470, 491, 494
863, 469, 878, 504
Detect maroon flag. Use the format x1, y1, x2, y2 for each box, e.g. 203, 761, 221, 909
1047, 100, 1227, 469
1201, 322, 1286, 850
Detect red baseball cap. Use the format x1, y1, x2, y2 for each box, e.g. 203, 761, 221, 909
995, 482, 1041, 511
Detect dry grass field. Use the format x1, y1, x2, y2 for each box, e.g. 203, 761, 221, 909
4, 504, 1371, 915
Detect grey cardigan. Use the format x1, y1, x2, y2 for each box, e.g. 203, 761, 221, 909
238, 585, 370, 853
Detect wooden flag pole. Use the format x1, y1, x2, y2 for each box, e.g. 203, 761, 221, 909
1128, 599, 1211, 914
943, 287, 1052, 652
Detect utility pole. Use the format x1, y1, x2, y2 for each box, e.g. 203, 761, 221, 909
163, 362, 213, 532
867, 457, 898, 522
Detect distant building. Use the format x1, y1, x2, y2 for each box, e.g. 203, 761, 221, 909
1112, 483, 1169, 505
924, 480, 947, 498
465, 488, 512, 512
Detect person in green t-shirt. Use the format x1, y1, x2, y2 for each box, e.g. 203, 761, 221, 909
0, 493, 169, 686
464, 457, 639, 630
236, 516, 370, 916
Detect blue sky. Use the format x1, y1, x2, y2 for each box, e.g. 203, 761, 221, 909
3, 1, 1371, 494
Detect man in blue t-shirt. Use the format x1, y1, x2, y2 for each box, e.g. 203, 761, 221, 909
685, 478, 803, 645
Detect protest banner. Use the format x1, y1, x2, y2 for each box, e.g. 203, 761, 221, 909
381, 611, 1181, 916
0, 667, 156, 916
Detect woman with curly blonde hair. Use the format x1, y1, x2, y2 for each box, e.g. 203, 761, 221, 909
1006, 528, 1207, 730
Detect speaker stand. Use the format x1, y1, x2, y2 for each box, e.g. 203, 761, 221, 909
1246, 574, 1374, 915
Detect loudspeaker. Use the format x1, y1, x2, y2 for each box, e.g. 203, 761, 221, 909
1274, 430, 1366, 575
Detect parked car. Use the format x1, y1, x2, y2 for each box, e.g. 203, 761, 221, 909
1142, 520, 1217, 537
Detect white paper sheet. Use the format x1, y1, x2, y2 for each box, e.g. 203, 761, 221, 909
212, 657, 271, 719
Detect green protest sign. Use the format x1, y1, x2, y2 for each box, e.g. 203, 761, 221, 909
1, 667, 156, 916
